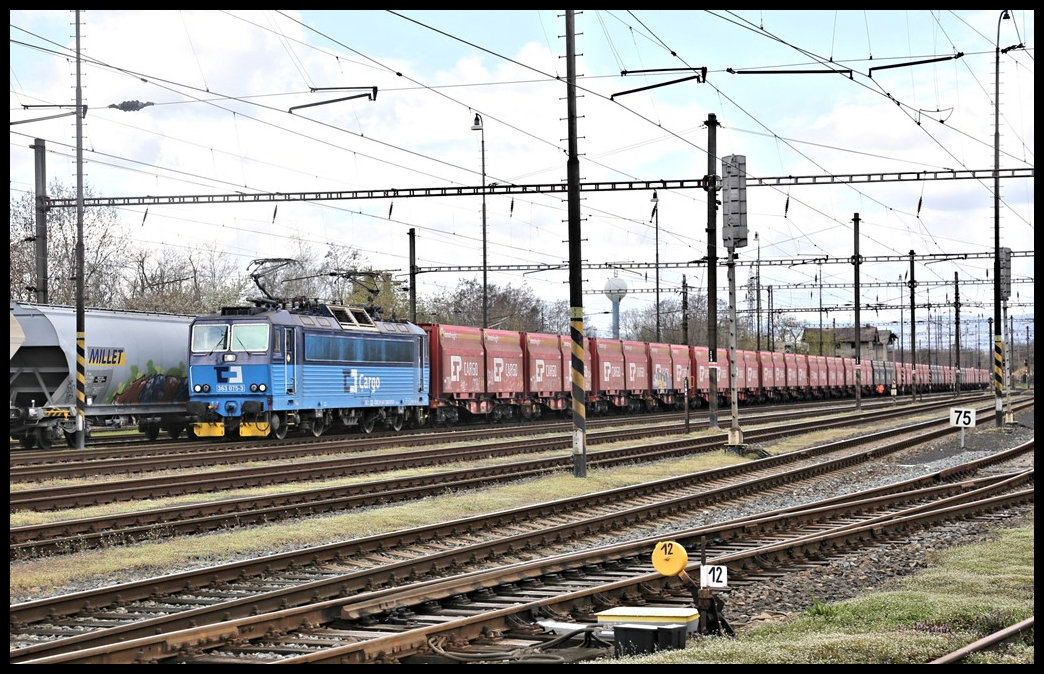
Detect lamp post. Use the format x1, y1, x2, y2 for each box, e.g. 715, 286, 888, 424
650, 191, 660, 341
899, 275, 905, 388
1026, 324, 1031, 388
977, 315, 982, 369
926, 288, 932, 376
755, 232, 761, 351
992, 10, 1010, 427
817, 262, 823, 356
471, 113, 488, 328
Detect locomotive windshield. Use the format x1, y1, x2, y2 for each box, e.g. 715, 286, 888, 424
192, 323, 228, 352
230, 323, 269, 352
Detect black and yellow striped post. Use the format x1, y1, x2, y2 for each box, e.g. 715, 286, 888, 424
76, 329, 87, 446
570, 306, 587, 478
994, 335, 1005, 424
74, 12, 87, 450
565, 11, 585, 478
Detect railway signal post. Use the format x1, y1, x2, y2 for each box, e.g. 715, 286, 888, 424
722, 155, 747, 449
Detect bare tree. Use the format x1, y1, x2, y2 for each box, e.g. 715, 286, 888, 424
186, 243, 250, 313
417, 278, 554, 332
10, 181, 129, 307
540, 299, 570, 335
120, 248, 195, 312
118, 242, 248, 314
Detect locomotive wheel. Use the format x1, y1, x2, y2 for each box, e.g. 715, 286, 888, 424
271, 414, 288, 440
360, 412, 377, 434
310, 414, 326, 438
388, 414, 404, 432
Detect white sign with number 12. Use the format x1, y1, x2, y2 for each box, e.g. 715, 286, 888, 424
700, 564, 728, 588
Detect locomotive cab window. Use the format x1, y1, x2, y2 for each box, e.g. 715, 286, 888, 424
231, 323, 270, 352
192, 324, 229, 352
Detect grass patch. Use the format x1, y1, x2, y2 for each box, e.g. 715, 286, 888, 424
593, 512, 1034, 664
9, 449, 740, 601
9, 430, 735, 527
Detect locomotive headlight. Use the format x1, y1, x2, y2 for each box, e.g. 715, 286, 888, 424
193, 384, 203, 393
250, 383, 258, 392
258, 383, 267, 392
203, 384, 211, 393
223, 353, 237, 362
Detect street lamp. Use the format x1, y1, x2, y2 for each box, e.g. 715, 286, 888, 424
992, 9, 1010, 427
471, 113, 488, 328
650, 190, 660, 341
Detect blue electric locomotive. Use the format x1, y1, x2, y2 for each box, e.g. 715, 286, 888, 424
187, 299, 430, 439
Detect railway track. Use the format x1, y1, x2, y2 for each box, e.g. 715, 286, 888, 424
10, 393, 980, 468
929, 617, 1035, 663
11, 397, 1022, 556
12, 455, 1032, 663
10, 422, 1032, 662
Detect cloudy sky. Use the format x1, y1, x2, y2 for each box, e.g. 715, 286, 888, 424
10, 10, 1034, 350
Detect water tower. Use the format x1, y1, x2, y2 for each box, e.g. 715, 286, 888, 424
603, 277, 628, 338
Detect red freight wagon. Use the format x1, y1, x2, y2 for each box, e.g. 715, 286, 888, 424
807, 355, 826, 396
693, 346, 730, 404
648, 342, 681, 410
730, 350, 747, 401
622, 340, 654, 412
790, 353, 810, 399
857, 360, 873, 394
915, 363, 929, 391
559, 335, 593, 396
725, 349, 746, 398
483, 329, 525, 398
782, 353, 799, 399
897, 361, 913, 393
523, 332, 567, 415
783, 352, 796, 395
670, 344, 691, 407
590, 337, 627, 413
825, 356, 844, 396
771, 352, 786, 400
741, 349, 759, 400
758, 350, 776, 400
649, 343, 672, 393
623, 340, 651, 390
841, 357, 856, 393
422, 323, 487, 423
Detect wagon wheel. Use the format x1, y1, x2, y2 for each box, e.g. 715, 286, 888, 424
144, 424, 161, 442
271, 413, 288, 440
360, 411, 377, 434
34, 427, 53, 450
20, 434, 38, 450
167, 424, 184, 440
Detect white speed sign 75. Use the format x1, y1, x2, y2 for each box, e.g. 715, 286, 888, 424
950, 408, 976, 428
